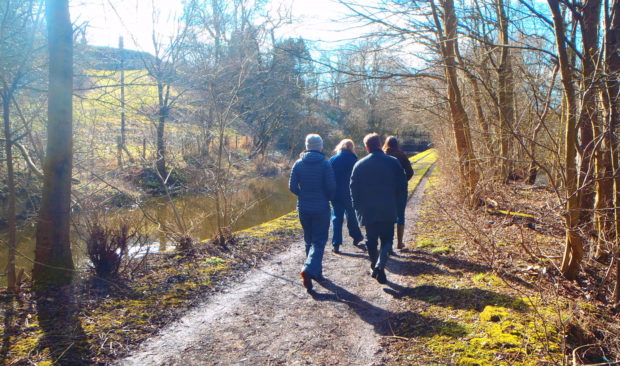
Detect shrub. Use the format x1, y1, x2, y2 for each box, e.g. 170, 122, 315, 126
86, 222, 132, 280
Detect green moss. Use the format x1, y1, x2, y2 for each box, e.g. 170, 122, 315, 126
473, 273, 504, 288
205, 256, 226, 265
480, 306, 510, 322
409, 149, 435, 164
417, 237, 435, 248
237, 211, 301, 240
431, 246, 454, 255
10, 333, 40, 358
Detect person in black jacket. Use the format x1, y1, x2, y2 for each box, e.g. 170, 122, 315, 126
289, 134, 336, 292
383, 136, 414, 250
350, 133, 407, 284
329, 139, 364, 254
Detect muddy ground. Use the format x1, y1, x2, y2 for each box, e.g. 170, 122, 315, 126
117, 168, 434, 366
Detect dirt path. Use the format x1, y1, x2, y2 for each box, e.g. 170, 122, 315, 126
119, 167, 434, 366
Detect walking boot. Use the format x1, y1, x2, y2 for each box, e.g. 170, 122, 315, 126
396, 225, 405, 250
300, 270, 313, 292
368, 245, 378, 276
376, 267, 387, 284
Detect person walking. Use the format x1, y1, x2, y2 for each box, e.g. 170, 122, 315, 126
383, 136, 414, 250
329, 139, 364, 254
289, 134, 336, 292
351, 133, 407, 284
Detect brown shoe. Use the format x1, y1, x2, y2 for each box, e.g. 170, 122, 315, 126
300, 270, 313, 292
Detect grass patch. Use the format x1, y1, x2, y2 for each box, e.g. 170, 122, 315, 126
473, 273, 505, 288
431, 246, 454, 255
416, 237, 435, 248
408, 149, 438, 196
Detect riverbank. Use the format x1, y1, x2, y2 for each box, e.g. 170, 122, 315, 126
0, 209, 305, 365
0, 168, 297, 288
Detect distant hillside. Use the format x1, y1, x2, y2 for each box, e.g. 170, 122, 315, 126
79, 45, 155, 71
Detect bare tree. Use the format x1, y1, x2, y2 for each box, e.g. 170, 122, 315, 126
0, 0, 44, 293
33, 0, 74, 288
431, 0, 480, 199
140, 5, 189, 178
33, 0, 90, 363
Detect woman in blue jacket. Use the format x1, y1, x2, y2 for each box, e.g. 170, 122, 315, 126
329, 139, 364, 253
289, 134, 336, 292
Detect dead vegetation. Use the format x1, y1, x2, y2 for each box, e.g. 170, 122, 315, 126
385, 159, 620, 365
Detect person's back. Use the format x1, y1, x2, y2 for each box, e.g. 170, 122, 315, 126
328, 140, 363, 253
289, 134, 335, 292
383, 136, 414, 250
351, 151, 405, 226
350, 133, 407, 285
290, 151, 334, 214
385, 147, 414, 181
329, 148, 357, 203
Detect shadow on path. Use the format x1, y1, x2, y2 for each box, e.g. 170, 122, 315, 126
336, 251, 368, 260
0, 294, 16, 366
384, 283, 528, 312
393, 250, 535, 289
386, 257, 447, 277
401, 251, 490, 274
35, 285, 91, 365
312, 279, 467, 339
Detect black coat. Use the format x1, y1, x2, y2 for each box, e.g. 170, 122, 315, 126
350, 149, 407, 226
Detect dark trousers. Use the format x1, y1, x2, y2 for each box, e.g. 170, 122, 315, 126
365, 221, 395, 270
331, 198, 363, 247
299, 210, 330, 279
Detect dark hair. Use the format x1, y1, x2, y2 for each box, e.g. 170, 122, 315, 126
383, 136, 403, 156
363, 133, 382, 151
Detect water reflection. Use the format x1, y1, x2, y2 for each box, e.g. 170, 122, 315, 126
0, 176, 296, 285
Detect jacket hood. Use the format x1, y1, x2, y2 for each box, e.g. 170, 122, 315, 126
301, 150, 326, 163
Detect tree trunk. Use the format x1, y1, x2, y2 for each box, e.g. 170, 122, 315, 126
527, 66, 558, 185
548, 0, 584, 280
496, 0, 515, 180
118, 36, 133, 166
432, 0, 479, 200
602, 0, 620, 304
577, 0, 602, 234
2, 95, 17, 293
156, 82, 167, 177
118, 36, 125, 169
33, 0, 75, 287
33, 1, 89, 363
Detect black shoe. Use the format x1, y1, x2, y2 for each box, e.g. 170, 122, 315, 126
353, 237, 364, 247
371, 268, 378, 278
300, 270, 313, 292
376, 268, 387, 284
332, 245, 340, 254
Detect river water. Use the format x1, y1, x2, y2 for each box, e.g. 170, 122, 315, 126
0, 176, 297, 285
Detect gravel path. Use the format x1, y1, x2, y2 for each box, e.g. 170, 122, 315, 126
119, 165, 435, 366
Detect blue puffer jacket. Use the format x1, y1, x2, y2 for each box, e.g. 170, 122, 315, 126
350, 149, 407, 226
289, 151, 336, 214
329, 149, 358, 203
